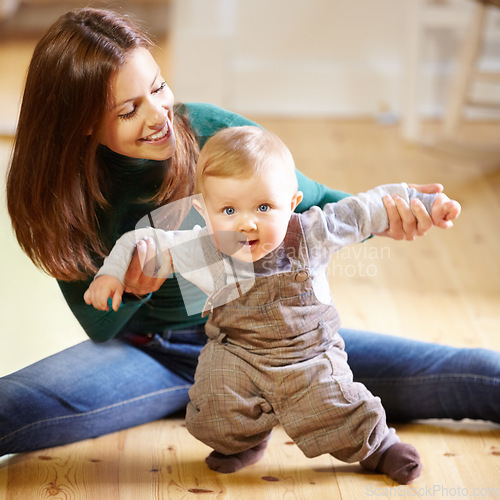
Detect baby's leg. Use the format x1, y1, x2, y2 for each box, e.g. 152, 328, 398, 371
277, 347, 422, 484
186, 341, 277, 473
360, 438, 422, 485
205, 434, 271, 473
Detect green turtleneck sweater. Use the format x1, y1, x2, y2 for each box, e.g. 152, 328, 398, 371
58, 103, 350, 342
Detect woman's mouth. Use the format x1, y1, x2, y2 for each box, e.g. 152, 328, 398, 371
140, 121, 171, 143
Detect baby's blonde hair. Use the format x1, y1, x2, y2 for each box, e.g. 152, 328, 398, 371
195, 126, 297, 194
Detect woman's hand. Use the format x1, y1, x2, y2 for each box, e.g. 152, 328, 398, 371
375, 183, 444, 240
123, 237, 166, 296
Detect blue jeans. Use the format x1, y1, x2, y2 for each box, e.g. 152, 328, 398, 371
0, 328, 498, 456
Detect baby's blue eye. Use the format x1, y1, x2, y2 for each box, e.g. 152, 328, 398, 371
258, 204, 270, 212
223, 207, 236, 215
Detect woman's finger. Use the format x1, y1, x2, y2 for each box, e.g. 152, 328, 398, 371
381, 194, 404, 240
392, 194, 417, 240
410, 198, 433, 236
141, 237, 158, 278
124, 238, 165, 295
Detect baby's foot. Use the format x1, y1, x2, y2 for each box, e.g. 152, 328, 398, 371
376, 442, 422, 484
205, 438, 269, 474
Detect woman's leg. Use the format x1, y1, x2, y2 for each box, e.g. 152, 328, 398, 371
340, 328, 500, 423
0, 334, 202, 456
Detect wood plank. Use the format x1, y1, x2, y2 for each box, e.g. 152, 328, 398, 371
1, 419, 498, 498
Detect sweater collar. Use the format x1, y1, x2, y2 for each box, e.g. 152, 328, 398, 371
97, 144, 165, 173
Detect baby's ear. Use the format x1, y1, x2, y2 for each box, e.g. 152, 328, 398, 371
291, 191, 303, 212
192, 198, 208, 221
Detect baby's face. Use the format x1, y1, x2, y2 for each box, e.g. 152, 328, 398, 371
200, 163, 302, 262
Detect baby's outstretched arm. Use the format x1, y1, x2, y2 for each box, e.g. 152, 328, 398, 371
84, 275, 125, 312
84, 228, 174, 312
430, 193, 461, 228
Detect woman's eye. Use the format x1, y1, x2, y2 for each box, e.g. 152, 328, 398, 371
153, 82, 167, 94
223, 207, 236, 215
258, 204, 270, 212
119, 107, 137, 120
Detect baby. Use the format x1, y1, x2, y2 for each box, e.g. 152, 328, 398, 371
85, 126, 460, 484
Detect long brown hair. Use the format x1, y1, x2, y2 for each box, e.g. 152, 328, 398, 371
6, 8, 198, 281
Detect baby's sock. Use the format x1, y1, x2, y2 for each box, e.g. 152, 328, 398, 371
205, 438, 269, 474
363, 442, 422, 484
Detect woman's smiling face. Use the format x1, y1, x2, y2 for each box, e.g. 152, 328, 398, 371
95, 47, 176, 161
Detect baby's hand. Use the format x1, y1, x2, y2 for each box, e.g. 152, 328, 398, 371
84, 275, 124, 312
431, 193, 461, 229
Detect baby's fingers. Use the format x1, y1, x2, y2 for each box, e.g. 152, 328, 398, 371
444, 200, 461, 221
433, 201, 461, 229
111, 290, 123, 312
84, 286, 110, 311
83, 288, 92, 306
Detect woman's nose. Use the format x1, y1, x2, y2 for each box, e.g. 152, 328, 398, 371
146, 103, 168, 129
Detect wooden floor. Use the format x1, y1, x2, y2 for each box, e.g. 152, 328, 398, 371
0, 418, 499, 499
1, 31, 499, 500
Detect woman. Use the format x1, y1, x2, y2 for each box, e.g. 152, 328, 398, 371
3, 8, 498, 456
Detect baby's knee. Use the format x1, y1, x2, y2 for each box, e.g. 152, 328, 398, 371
185, 398, 233, 445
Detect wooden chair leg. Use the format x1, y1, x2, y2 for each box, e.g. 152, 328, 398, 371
442, 1, 488, 138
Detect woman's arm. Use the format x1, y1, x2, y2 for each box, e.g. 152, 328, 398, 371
58, 278, 152, 342
295, 171, 442, 240
295, 169, 351, 210
61, 229, 175, 342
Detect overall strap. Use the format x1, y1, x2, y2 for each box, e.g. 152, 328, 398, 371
281, 213, 310, 271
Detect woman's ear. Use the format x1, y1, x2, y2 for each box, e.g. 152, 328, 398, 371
291, 191, 303, 212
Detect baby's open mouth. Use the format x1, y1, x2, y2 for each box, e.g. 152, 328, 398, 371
239, 240, 257, 247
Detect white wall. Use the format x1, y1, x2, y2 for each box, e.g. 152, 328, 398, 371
170, 0, 500, 119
